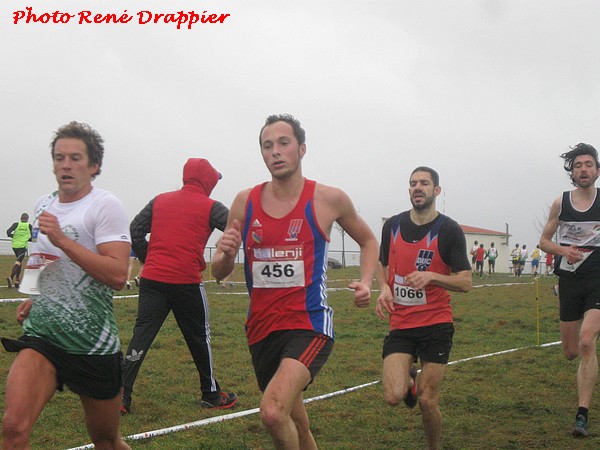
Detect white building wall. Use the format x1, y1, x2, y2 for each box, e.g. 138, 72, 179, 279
464, 233, 511, 273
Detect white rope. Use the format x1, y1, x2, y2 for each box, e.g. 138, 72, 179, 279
66, 341, 560, 449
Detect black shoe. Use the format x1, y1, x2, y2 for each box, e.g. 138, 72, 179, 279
6, 278, 12, 289
404, 365, 418, 408
201, 392, 238, 410
573, 414, 589, 437
134, 277, 140, 287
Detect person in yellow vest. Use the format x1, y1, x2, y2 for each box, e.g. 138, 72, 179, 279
530, 245, 542, 277
6, 213, 32, 288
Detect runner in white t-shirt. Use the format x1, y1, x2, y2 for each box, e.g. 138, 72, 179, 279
1, 122, 131, 449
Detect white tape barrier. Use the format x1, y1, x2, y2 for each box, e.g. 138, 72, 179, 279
472, 281, 536, 288
0, 287, 368, 303
66, 341, 560, 449
67, 381, 384, 449
448, 341, 560, 366
0, 294, 141, 304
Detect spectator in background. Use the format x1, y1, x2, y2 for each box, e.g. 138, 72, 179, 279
518, 244, 528, 276
545, 252, 554, 275
510, 243, 521, 276
531, 245, 542, 276
475, 243, 486, 277
216, 267, 235, 289
125, 250, 142, 290
487, 242, 498, 274
6, 213, 32, 289
470, 240, 479, 273
121, 158, 237, 414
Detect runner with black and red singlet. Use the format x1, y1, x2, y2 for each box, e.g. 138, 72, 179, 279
212, 114, 378, 450
376, 166, 471, 450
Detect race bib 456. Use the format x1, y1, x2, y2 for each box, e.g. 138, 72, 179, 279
252, 245, 305, 288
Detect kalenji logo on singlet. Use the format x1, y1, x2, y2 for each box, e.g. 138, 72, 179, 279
253, 246, 303, 261
415, 250, 434, 271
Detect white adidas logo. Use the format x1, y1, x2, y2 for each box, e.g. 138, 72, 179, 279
126, 349, 145, 362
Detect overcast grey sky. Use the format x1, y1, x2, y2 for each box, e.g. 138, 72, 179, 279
1, 0, 599, 253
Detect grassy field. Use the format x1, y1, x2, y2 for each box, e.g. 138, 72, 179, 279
0, 256, 598, 449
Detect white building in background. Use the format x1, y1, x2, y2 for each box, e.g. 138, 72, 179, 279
461, 225, 511, 273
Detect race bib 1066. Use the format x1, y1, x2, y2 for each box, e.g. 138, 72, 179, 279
393, 274, 426, 306
252, 245, 305, 288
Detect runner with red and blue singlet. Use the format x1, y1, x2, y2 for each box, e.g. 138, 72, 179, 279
212, 114, 379, 449
243, 178, 332, 346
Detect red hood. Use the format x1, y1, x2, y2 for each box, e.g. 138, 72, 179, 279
182, 158, 220, 196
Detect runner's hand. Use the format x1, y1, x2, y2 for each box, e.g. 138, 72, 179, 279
349, 281, 371, 308
16, 299, 32, 325
218, 219, 242, 257
376, 284, 394, 319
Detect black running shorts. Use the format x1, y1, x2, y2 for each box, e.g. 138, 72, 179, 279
13, 247, 27, 263
249, 329, 333, 392
558, 276, 600, 322
2, 335, 123, 399
382, 322, 454, 364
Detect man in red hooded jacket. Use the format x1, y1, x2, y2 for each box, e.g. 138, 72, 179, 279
121, 158, 237, 414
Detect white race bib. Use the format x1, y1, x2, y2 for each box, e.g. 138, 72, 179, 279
251, 245, 305, 288
559, 250, 594, 272
393, 274, 426, 306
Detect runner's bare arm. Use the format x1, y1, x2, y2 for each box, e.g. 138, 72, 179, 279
539, 196, 581, 262
212, 189, 250, 281
376, 263, 394, 319
38, 211, 130, 290
323, 186, 378, 307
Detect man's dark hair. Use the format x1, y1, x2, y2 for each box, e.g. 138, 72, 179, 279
410, 166, 440, 187
51, 121, 105, 178
259, 114, 306, 146
561, 143, 600, 185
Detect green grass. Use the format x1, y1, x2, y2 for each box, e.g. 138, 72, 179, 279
0, 256, 598, 448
